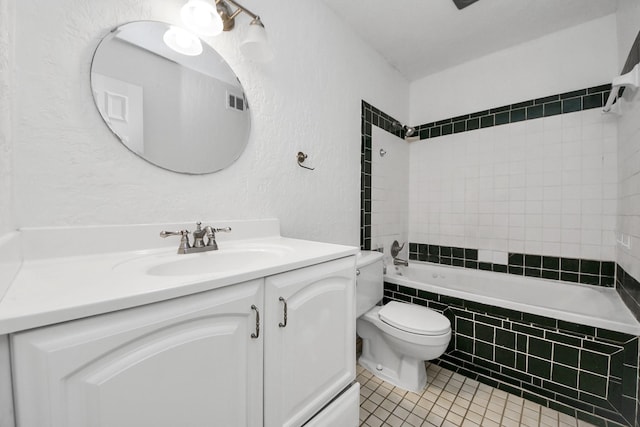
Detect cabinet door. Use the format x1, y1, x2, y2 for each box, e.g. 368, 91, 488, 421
264, 257, 356, 427
11, 280, 264, 427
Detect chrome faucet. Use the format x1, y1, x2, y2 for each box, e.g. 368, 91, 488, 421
391, 240, 409, 266
160, 222, 232, 254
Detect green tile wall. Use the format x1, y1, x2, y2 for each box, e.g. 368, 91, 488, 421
384, 283, 639, 427
409, 242, 615, 288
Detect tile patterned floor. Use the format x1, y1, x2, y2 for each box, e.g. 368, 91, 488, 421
357, 363, 597, 427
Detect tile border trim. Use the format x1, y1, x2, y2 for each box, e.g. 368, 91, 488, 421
413, 84, 611, 141
409, 242, 615, 287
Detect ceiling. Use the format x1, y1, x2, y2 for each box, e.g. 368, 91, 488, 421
320, 0, 617, 81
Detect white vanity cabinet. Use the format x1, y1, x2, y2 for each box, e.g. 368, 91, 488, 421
11, 279, 265, 427
10, 257, 356, 427
264, 256, 356, 427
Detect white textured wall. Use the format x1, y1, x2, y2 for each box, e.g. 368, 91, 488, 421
11, 0, 408, 245
409, 109, 618, 261
0, 0, 15, 236
370, 126, 409, 260
409, 14, 618, 125
616, 0, 640, 281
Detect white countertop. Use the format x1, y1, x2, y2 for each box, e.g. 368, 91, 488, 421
0, 221, 358, 334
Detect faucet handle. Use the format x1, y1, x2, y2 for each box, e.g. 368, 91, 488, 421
159, 230, 191, 254
204, 226, 232, 249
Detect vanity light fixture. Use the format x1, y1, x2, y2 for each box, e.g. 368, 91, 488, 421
180, 0, 224, 36
181, 0, 273, 62
163, 26, 204, 56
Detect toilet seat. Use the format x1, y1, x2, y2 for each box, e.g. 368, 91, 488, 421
378, 301, 450, 336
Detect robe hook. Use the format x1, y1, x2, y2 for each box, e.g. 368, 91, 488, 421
297, 152, 315, 170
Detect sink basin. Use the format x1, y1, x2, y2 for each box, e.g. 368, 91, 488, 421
114, 244, 293, 277
147, 249, 284, 276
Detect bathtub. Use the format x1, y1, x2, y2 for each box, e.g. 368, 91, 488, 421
384, 261, 640, 336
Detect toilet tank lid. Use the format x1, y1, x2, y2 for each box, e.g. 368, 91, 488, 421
379, 301, 451, 335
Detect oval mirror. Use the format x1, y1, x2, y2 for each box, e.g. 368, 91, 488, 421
90, 21, 251, 174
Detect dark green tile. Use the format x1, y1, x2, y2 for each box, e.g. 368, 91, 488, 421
560, 89, 587, 99
610, 350, 624, 379
476, 314, 502, 327
481, 115, 494, 128
624, 338, 638, 366
516, 353, 527, 371
544, 379, 579, 399
479, 262, 492, 271
582, 340, 620, 355
579, 371, 607, 397
510, 108, 526, 122
476, 341, 494, 361
495, 348, 516, 368
496, 329, 516, 348
580, 260, 600, 275
465, 248, 478, 260
441, 123, 453, 135
517, 334, 528, 352
457, 335, 474, 353
493, 264, 508, 273
601, 262, 615, 276
476, 323, 495, 343
544, 101, 561, 116
529, 337, 552, 359
508, 253, 524, 266
622, 365, 638, 397
430, 126, 441, 138
509, 266, 524, 275
453, 121, 466, 133
512, 100, 534, 109
558, 321, 595, 337
512, 323, 544, 338
527, 105, 543, 120
523, 313, 556, 329
417, 290, 439, 301
457, 318, 474, 337
495, 112, 509, 125
542, 270, 560, 280
525, 255, 542, 268
528, 356, 551, 379
561, 258, 580, 272
580, 274, 600, 285
554, 344, 579, 367
398, 286, 417, 296
467, 118, 479, 130
552, 364, 578, 387
490, 105, 510, 113
562, 97, 582, 113
543, 256, 560, 270
596, 329, 634, 345
465, 261, 478, 269
582, 93, 603, 109
561, 272, 579, 283
535, 95, 560, 104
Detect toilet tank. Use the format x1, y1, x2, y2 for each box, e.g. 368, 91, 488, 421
356, 251, 384, 318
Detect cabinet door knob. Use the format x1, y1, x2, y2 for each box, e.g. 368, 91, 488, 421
251, 305, 260, 339
278, 297, 288, 328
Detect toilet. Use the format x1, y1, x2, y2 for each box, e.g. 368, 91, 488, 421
356, 251, 451, 393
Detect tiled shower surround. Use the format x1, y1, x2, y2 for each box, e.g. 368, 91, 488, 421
384, 283, 640, 427
360, 85, 640, 427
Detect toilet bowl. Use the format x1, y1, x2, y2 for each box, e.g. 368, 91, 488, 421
356, 251, 451, 393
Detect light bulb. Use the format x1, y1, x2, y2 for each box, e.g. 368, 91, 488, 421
163, 27, 203, 56
181, 0, 223, 36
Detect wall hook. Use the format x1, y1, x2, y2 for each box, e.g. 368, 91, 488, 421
297, 152, 315, 170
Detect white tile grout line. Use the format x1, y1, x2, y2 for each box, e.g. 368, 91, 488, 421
357, 363, 599, 427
